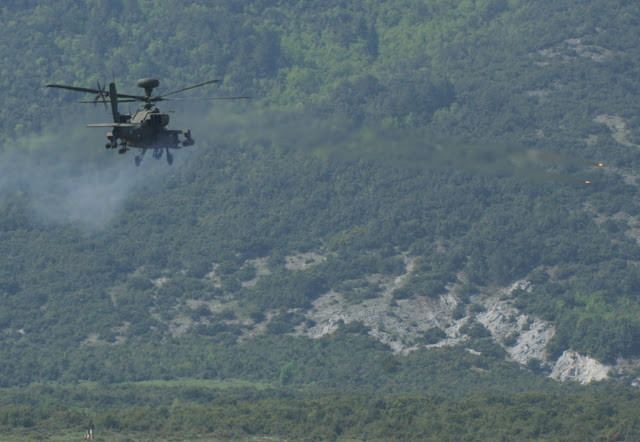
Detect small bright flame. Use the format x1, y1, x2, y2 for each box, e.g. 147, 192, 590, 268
585, 180, 591, 184
598, 162, 603, 167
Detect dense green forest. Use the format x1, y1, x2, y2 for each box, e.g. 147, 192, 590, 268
2, 0, 640, 438
1, 382, 639, 440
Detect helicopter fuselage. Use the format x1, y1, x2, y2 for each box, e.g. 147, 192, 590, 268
95, 107, 192, 149
45, 77, 244, 166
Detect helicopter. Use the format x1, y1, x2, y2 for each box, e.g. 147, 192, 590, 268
46, 78, 249, 166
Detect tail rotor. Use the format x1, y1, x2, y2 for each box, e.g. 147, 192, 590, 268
93, 81, 109, 109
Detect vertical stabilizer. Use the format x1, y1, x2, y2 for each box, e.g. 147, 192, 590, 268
109, 82, 119, 123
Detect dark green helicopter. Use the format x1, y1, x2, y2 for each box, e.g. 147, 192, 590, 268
46, 78, 248, 166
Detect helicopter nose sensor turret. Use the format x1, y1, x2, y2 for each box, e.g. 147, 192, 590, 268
137, 78, 160, 97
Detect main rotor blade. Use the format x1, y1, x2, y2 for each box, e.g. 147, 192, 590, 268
46, 84, 104, 94
53, 79, 235, 105
162, 96, 251, 100
47, 83, 142, 101
159, 79, 221, 98
78, 98, 139, 103
114, 92, 144, 100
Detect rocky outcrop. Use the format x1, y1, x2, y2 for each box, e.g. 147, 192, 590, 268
298, 260, 621, 384
550, 350, 610, 384
472, 290, 555, 366
157, 252, 633, 385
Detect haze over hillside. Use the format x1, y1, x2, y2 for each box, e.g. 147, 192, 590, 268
2, 0, 640, 439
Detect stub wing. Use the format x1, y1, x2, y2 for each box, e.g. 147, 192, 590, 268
87, 123, 137, 127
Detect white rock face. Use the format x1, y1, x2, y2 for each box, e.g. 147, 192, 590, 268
550, 350, 610, 384
303, 276, 465, 354
510, 321, 555, 365
191, 253, 627, 384
473, 293, 555, 366
301, 269, 619, 384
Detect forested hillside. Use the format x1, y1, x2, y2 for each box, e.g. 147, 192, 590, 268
2, 0, 640, 438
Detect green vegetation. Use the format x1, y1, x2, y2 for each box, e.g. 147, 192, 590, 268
2, 0, 640, 438
1, 383, 639, 440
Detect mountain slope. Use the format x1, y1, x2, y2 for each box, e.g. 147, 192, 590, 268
1, 0, 640, 395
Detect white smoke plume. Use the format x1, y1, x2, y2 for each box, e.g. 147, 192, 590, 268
0, 120, 173, 231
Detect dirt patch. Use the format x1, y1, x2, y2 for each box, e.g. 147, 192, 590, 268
285, 252, 327, 270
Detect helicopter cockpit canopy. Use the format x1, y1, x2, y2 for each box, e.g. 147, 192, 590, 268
148, 111, 170, 127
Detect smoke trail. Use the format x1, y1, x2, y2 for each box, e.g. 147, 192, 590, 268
2, 101, 598, 233
0, 120, 173, 231
195, 104, 603, 183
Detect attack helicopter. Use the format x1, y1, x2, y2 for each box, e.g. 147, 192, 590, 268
46, 78, 249, 166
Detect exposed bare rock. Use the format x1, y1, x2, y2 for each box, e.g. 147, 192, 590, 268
151, 277, 169, 288
185, 298, 236, 314
285, 252, 327, 270
594, 114, 637, 148
241, 257, 271, 288
167, 315, 194, 338
301, 256, 467, 354
510, 319, 555, 365
301, 268, 620, 384
82, 333, 100, 345
536, 38, 613, 65
550, 350, 610, 384
149, 252, 633, 385
473, 292, 555, 366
